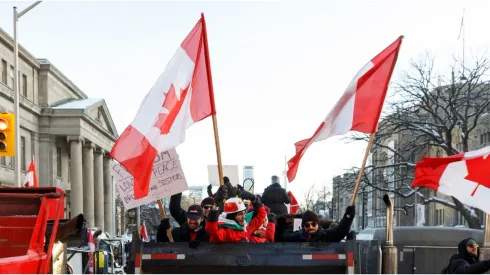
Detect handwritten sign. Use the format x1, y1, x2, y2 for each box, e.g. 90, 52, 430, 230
112, 149, 188, 209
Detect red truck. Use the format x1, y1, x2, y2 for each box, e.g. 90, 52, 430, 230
0, 187, 84, 274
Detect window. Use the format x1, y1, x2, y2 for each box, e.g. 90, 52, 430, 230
436, 209, 445, 225
8, 156, 14, 168
56, 147, 62, 178
68, 151, 71, 182
22, 74, 27, 97
9, 65, 14, 88
20, 136, 25, 171
1, 60, 6, 84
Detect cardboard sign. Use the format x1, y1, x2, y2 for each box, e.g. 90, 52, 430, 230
112, 149, 188, 209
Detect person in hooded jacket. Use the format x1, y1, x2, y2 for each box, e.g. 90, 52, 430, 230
206, 196, 266, 243
278, 207, 355, 242
443, 238, 490, 274
156, 205, 210, 247
261, 175, 291, 218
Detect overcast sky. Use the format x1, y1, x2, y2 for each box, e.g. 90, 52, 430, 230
0, 0, 488, 204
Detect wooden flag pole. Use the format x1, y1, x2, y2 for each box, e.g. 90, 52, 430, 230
350, 132, 376, 206
201, 12, 225, 187
157, 199, 174, 242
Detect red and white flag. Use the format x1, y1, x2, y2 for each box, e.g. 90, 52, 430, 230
287, 191, 299, 214
140, 221, 149, 242
286, 36, 404, 183
87, 229, 96, 274
110, 14, 216, 199
23, 157, 39, 187
412, 146, 490, 213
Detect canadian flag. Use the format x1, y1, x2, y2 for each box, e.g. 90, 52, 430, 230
23, 157, 39, 187
110, 14, 216, 199
411, 146, 490, 214
286, 191, 299, 214
286, 36, 404, 183
87, 229, 96, 274
140, 221, 149, 242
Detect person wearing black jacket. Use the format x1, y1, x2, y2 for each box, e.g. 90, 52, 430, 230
261, 176, 291, 217
156, 205, 210, 246
169, 192, 215, 227
443, 238, 490, 274
278, 206, 355, 242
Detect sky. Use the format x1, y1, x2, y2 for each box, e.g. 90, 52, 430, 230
0, 0, 488, 205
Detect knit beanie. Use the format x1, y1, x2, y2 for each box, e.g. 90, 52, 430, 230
301, 210, 319, 227
201, 197, 215, 206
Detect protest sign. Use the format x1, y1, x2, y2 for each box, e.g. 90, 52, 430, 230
112, 148, 188, 209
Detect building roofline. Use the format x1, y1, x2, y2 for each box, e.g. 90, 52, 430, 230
0, 27, 40, 69
38, 59, 88, 99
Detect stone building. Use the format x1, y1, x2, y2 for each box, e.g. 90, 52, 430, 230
0, 27, 118, 234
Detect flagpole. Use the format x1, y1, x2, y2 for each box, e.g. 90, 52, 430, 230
350, 133, 375, 206
157, 199, 174, 242
201, 13, 225, 187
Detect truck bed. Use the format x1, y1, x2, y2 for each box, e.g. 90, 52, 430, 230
130, 240, 356, 274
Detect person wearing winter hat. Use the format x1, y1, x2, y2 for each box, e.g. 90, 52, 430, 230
206, 196, 266, 243
279, 206, 355, 242
200, 197, 215, 218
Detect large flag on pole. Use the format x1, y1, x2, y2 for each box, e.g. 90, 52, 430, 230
110, 15, 216, 199
411, 146, 490, 213
286, 36, 404, 183
23, 156, 39, 187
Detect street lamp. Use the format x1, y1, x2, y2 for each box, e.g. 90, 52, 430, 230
13, 1, 42, 187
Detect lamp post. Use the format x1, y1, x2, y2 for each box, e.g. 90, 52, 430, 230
13, 1, 42, 187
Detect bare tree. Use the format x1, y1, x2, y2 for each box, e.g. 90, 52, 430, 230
349, 53, 490, 229
302, 183, 317, 211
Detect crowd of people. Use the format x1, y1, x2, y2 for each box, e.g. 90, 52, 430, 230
155, 175, 355, 245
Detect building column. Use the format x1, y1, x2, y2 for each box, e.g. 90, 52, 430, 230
83, 142, 95, 227
67, 136, 84, 218
94, 148, 105, 231
103, 155, 113, 235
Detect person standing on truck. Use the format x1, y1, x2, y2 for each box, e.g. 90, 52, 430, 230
169, 192, 215, 227
156, 205, 210, 245
278, 206, 355, 242
206, 196, 267, 243
261, 175, 291, 218
442, 238, 490, 274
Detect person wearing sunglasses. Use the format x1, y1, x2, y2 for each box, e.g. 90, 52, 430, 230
279, 206, 355, 242
443, 238, 490, 274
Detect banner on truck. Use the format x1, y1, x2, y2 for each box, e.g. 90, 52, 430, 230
112, 148, 188, 209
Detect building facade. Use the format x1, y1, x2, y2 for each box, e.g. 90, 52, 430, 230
242, 165, 254, 192
0, 28, 118, 234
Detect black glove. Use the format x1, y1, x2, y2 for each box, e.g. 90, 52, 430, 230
159, 218, 171, 230
214, 185, 228, 203
344, 205, 355, 219
189, 240, 200, 249
267, 213, 276, 224
207, 184, 213, 197
237, 184, 244, 192
208, 209, 219, 222
251, 196, 263, 218
238, 190, 256, 202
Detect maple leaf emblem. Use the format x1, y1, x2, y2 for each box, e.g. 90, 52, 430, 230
154, 83, 190, 134
464, 155, 490, 196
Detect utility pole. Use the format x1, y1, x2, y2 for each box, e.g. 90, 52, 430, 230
13, 1, 43, 187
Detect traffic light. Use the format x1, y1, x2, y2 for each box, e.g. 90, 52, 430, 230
0, 113, 15, 157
